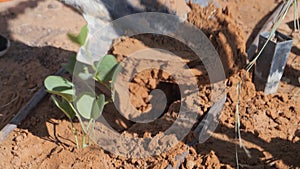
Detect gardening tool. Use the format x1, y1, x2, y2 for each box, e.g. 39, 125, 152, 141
254, 31, 293, 94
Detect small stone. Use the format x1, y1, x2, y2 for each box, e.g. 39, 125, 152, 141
148, 78, 157, 89
227, 86, 238, 102
14, 135, 23, 143
21, 132, 27, 138
134, 160, 142, 167
133, 77, 141, 84
293, 136, 300, 143
262, 94, 269, 102
282, 95, 289, 103
266, 110, 277, 120
275, 125, 282, 131
21, 162, 26, 167
287, 134, 294, 141
186, 159, 195, 169
275, 116, 289, 125
277, 93, 289, 102
161, 71, 170, 80
12, 145, 19, 151
143, 132, 152, 138
227, 76, 240, 87
189, 147, 197, 155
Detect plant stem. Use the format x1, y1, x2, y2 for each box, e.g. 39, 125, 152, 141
68, 102, 88, 136
235, 82, 241, 169
82, 134, 86, 148
94, 76, 111, 91
71, 121, 80, 149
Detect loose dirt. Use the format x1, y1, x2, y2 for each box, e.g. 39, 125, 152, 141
0, 0, 299, 168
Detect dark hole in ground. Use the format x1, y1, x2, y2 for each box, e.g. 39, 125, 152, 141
125, 81, 182, 137
154, 81, 181, 114
0, 35, 8, 51
101, 70, 183, 138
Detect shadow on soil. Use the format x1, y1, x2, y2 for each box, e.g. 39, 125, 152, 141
284, 64, 300, 87
0, 0, 75, 129
194, 124, 300, 168
1, 0, 299, 168
245, 3, 281, 51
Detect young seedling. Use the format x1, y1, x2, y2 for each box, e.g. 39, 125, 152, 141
67, 25, 88, 46
44, 76, 79, 147
44, 25, 119, 148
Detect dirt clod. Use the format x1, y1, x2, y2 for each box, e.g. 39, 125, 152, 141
0, 0, 299, 168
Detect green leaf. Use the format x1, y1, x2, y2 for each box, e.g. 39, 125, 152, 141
51, 95, 76, 120
95, 55, 118, 83
75, 93, 106, 120
111, 64, 122, 102
44, 76, 75, 101
62, 55, 76, 74
62, 55, 93, 80
67, 25, 88, 46
91, 94, 105, 120
75, 93, 95, 119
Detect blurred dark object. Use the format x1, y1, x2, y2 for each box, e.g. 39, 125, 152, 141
0, 35, 10, 57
